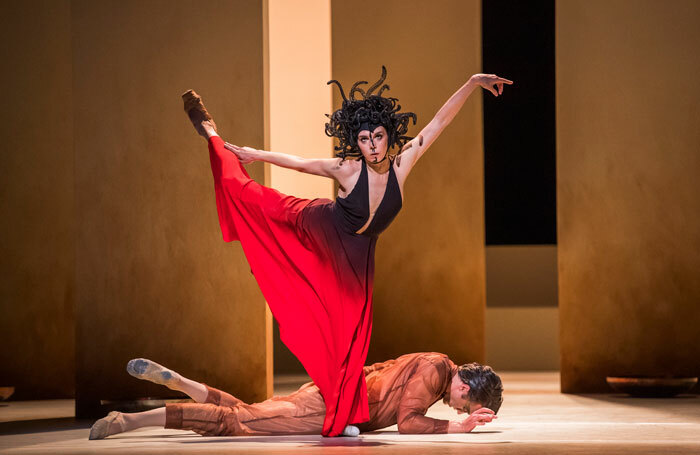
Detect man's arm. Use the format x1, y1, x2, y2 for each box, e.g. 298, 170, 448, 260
396, 360, 497, 434
396, 360, 451, 434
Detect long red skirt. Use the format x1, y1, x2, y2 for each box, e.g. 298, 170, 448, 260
207, 136, 375, 436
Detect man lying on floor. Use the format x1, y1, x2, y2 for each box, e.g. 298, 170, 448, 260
89, 352, 503, 439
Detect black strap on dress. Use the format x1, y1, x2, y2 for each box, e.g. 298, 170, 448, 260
334, 159, 403, 237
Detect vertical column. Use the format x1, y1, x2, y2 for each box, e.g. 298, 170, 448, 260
265, 0, 333, 375
72, 0, 269, 416
266, 0, 333, 199
557, 0, 700, 392
332, 0, 486, 364
0, 0, 74, 399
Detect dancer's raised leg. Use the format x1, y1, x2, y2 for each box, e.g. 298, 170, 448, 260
127, 358, 208, 403
182, 89, 218, 139
181, 89, 254, 199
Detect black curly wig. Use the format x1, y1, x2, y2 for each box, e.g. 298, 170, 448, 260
325, 66, 417, 160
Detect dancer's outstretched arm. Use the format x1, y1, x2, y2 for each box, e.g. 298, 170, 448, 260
223, 142, 354, 181
396, 74, 513, 176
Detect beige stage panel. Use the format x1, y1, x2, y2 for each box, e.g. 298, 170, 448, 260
265, 0, 334, 375
332, 0, 485, 365
486, 307, 559, 371
72, 0, 269, 416
0, 0, 75, 399
557, 0, 700, 392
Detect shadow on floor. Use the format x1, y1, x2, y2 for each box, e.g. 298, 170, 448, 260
567, 393, 699, 405
563, 393, 700, 421
0, 417, 92, 436
170, 430, 507, 447
175, 435, 388, 447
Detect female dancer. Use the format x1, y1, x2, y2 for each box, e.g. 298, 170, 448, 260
181, 68, 511, 437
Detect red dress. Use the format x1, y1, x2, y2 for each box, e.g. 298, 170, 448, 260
207, 136, 401, 436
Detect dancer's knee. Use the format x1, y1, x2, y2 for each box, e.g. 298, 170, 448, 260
203, 385, 245, 407
166, 403, 239, 436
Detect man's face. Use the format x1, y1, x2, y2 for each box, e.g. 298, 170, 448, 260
445, 374, 483, 415
357, 126, 389, 163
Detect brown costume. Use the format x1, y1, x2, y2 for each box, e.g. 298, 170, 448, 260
165, 352, 457, 436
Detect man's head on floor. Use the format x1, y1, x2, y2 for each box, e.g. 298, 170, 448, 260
445, 362, 503, 415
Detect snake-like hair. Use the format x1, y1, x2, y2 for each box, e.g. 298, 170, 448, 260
325, 66, 417, 160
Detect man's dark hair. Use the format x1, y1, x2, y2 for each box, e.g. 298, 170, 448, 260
325, 66, 417, 160
458, 362, 504, 414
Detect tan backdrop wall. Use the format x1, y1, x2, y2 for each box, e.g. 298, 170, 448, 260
0, 0, 75, 399
485, 246, 559, 371
72, 0, 269, 416
557, 0, 700, 392
332, 0, 485, 365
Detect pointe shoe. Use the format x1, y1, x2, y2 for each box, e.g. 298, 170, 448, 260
89, 411, 126, 440
341, 425, 360, 437
127, 358, 181, 388
182, 89, 218, 136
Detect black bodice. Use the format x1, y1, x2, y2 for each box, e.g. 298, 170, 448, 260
334, 159, 403, 237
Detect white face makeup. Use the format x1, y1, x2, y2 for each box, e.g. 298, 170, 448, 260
357, 126, 389, 164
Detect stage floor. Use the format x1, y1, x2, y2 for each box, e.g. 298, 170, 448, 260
2, 372, 699, 454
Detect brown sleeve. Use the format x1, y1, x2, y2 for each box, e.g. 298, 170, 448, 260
396, 360, 450, 434
363, 358, 395, 376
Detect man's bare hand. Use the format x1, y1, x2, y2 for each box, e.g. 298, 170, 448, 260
448, 408, 497, 433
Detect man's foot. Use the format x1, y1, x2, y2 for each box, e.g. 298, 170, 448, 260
182, 89, 218, 138
341, 425, 360, 437
89, 411, 126, 440
127, 358, 182, 390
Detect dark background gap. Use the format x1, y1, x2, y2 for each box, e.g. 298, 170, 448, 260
483, 0, 557, 245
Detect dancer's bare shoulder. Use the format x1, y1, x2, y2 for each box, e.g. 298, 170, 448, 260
331, 158, 362, 194
330, 157, 360, 172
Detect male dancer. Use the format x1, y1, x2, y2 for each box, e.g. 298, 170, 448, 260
90, 352, 502, 439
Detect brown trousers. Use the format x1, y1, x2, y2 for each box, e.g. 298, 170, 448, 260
165, 383, 325, 436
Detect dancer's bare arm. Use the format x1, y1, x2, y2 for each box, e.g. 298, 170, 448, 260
395, 74, 513, 178
224, 142, 353, 181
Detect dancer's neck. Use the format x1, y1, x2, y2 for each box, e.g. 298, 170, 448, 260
366, 156, 390, 174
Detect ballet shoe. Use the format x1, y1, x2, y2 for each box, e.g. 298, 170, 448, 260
182, 89, 218, 135
89, 411, 126, 440
126, 358, 181, 388
341, 424, 360, 437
